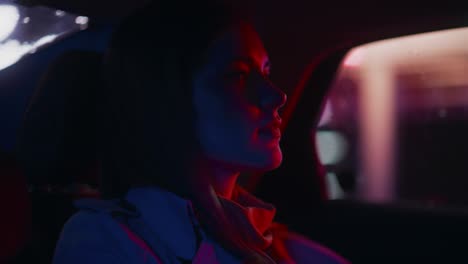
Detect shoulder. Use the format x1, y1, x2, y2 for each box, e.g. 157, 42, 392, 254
53, 210, 128, 264
59, 210, 114, 241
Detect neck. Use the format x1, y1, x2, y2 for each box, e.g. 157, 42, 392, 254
193, 157, 240, 200
209, 163, 240, 199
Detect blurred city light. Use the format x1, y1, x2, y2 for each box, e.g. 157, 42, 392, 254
0, 5, 19, 42
0, 4, 87, 71
316, 131, 348, 165
0, 34, 58, 71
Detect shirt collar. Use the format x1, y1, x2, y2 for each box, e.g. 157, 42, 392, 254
125, 185, 277, 260
219, 186, 277, 249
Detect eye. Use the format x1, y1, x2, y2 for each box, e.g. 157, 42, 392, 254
227, 70, 249, 83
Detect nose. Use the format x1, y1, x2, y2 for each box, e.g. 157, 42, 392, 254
259, 78, 287, 110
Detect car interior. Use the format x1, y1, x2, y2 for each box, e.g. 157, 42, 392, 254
1, 0, 468, 263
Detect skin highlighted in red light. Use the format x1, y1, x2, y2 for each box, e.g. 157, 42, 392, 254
257, 119, 282, 147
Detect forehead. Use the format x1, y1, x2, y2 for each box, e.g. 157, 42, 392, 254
206, 23, 268, 66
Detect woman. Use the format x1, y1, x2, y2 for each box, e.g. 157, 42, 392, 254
53, 1, 349, 263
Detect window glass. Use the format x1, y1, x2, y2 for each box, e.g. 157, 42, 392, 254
317, 27, 468, 207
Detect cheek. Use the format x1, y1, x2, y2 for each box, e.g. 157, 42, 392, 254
198, 98, 259, 141
197, 84, 260, 125
194, 90, 261, 153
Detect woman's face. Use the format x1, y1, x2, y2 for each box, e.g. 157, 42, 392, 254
193, 23, 286, 172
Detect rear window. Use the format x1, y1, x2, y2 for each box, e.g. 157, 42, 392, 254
0, 1, 89, 71
316, 27, 468, 208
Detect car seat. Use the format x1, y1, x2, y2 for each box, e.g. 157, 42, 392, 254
16, 50, 103, 263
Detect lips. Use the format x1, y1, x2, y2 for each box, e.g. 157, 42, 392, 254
258, 121, 282, 139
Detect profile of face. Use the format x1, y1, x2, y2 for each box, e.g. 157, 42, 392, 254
193, 23, 287, 172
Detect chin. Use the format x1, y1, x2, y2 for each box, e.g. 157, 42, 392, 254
255, 147, 283, 171
221, 145, 283, 172
266, 151, 283, 170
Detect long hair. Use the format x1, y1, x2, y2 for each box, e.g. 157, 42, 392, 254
98, 1, 275, 263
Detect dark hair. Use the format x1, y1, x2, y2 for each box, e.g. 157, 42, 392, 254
98, 1, 275, 262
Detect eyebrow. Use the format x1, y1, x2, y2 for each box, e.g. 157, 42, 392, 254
231, 56, 271, 69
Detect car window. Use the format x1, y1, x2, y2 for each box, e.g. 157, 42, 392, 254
0, 0, 88, 71
317, 27, 468, 208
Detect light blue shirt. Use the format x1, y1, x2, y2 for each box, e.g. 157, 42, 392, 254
53, 187, 349, 263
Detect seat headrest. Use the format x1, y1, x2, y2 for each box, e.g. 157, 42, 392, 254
17, 50, 103, 186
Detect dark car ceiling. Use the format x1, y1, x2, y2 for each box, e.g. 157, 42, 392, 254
16, 0, 468, 21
